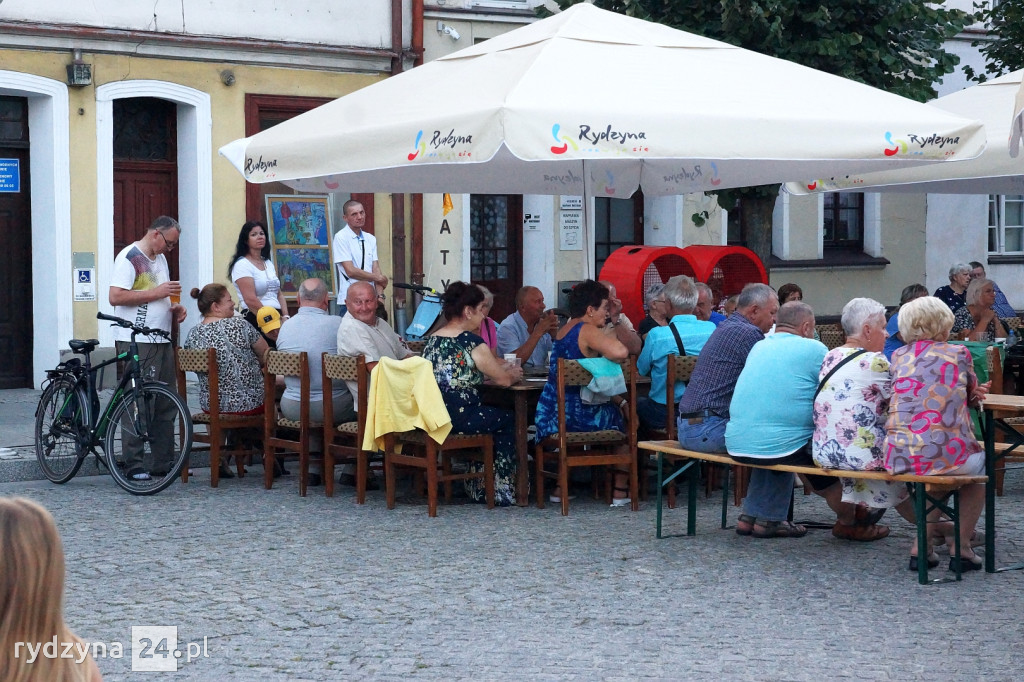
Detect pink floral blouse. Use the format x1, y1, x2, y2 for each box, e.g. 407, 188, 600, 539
883, 340, 983, 475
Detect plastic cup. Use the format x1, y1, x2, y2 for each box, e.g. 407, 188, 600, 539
503, 353, 521, 368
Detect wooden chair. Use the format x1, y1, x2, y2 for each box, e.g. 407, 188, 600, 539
175, 347, 262, 487
263, 350, 323, 496
534, 357, 639, 515
816, 323, 846, 350
384, 430, 496, 517
405, 340, 426, 355
321, 353, 374, 502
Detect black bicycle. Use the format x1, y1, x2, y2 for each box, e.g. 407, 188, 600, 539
34, 312, 193, 495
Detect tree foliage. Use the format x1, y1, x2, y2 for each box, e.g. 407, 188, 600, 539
545, 1, 976, 268
964, 0, 1024, 82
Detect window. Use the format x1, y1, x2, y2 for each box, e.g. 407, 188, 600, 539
823, 192, 864, 250
594, 191, 643, 274
988, 194, 1024, 255
726, 199, 746, 247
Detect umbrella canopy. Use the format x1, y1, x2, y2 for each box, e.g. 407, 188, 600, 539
1011, 75, 1023, 158
787, 69, 1024, 195
220, 3, 986, 199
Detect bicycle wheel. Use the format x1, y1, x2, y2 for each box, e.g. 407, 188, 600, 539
35, 376, 89, 484
104, 382, 193, 495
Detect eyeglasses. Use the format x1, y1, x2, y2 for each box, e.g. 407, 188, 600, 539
158, 231, 178, 250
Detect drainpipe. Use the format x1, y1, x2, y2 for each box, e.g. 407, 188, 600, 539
390, 0, 408, 304
411, 0, 425, 286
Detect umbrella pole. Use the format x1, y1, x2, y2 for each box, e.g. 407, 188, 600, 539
582, 167, 591, 279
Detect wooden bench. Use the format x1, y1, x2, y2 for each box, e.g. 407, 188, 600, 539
638, 439, 989, 584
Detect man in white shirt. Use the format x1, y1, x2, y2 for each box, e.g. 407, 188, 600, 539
335, 281, 412, 487
107, 215, 187, 480
332, 200, 389, 316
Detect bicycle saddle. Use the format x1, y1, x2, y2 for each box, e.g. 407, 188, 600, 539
69, 339, 99, 354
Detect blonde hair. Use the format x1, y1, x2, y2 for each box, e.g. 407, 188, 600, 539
897, 296, 954, 343
0, 498, 91, 682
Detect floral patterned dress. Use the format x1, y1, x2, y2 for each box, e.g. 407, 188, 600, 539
884, 340, 984, 476
812, 347, 908, 507
183, 316, 264, 414
535, 323, 624, 438
422, 331, 517, 506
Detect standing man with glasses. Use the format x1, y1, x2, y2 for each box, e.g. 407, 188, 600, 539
333, 199, 389, 316
107, 215, 186, 481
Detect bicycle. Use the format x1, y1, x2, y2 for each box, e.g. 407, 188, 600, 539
34, 312, 193, 495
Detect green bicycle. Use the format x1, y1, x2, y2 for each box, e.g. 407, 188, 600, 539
34, 312, 193, 495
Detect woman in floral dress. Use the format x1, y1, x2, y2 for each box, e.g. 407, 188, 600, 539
813, 298, 912, 515
422, 282, 523, 506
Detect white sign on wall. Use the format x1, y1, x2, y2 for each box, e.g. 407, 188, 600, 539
524, 211, 541, 231
559, 211, 583, 251
560, 195, 583, 210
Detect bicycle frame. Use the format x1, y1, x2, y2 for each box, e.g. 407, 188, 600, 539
52, 333, 161, 452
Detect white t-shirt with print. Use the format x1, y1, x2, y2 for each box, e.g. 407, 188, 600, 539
109, 242, 172, 343
230, 257, 282, 311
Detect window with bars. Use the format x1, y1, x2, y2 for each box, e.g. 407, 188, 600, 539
470, 194, 511, 282
823, 192, 864, 250
988, 194, 1024, 255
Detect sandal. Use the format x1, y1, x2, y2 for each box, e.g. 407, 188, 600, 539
751, 520, 808, 538
854, 505, 886, 526
832, 522, 890, 542
908, 551, 940, 571
736, 513, 756, 536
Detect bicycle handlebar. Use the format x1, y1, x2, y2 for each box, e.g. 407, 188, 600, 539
96, 312, 170, 340
393, 282, 437, 295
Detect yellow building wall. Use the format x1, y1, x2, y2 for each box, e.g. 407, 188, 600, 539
0, 48, 387, 337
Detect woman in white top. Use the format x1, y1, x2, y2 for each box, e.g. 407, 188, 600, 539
228, 220, 290, 343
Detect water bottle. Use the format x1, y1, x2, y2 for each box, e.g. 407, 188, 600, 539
1008, 329, 1017, 348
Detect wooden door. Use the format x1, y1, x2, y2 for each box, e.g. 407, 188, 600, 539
112, 98, 178, 278
470, 194, 522, 323
0, 96, 32, 388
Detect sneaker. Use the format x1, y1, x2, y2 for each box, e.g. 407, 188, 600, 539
610, 497, 631, 508
131, 471, 152, 481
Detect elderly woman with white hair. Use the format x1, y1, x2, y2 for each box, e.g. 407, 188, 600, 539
813, 298, 914, 542
884, 296, 989, 572
638, 282, 668, 339
933, 262, 972, 312
951, 277, 1010, 342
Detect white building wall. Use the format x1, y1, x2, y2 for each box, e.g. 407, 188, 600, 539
0, 0, 409, 48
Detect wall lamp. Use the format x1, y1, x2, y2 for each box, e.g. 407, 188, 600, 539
66, 48, 92, 87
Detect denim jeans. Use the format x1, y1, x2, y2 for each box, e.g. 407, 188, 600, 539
677, 415, 727, 454
735, 468, 794, 522
636, 397, 669, 434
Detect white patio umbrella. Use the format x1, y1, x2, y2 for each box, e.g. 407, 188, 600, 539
1011, 75, 1023, 158
220, 3, 985, 199
787, 69, 1024, 195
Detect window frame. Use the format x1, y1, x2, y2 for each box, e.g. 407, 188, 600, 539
988, 194, 1024, 256
822, 191, 865, 252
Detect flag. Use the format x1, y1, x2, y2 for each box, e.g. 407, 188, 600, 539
442, 193, 454, 216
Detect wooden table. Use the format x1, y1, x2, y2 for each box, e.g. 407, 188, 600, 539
981, 393, 1024, 573
480, 378, 547, 506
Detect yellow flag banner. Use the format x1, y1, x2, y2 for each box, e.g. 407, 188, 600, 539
442, 193, 454, 216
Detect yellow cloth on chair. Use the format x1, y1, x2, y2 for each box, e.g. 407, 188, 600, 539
362, 355, 453, 451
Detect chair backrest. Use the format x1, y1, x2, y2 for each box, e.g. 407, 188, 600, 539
176, 347, 217, 415
554, 357, 635, 439
664, 354, 698, 439
264, 350, 310, 426
816, 324, 846, 350
405, 340, 426, 355
987, 345, 1004, 395
322, 353, 369, 413
1005, 316, 1021, 331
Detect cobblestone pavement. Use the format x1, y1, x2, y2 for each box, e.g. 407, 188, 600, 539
2, 465, 1021, 681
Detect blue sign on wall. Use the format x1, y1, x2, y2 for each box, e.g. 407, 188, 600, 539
0, 159, 19, 192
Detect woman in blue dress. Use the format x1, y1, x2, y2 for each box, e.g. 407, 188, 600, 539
534, 280, 632, 506
422, 282, 523, 506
